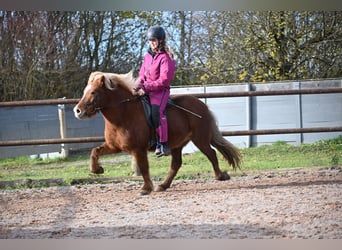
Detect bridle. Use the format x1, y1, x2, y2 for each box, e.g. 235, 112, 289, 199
82, 94, 101, 116
82, 94, 139, 116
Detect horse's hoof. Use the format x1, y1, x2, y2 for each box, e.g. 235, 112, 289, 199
91, 166, 104, 174
155, 185, 166, 192
139, 189, 152, 196
216, 171, 230, 181
97, 166, 104, 174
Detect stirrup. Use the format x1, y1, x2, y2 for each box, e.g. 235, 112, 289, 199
155, 143, 161, 155
156, 143, 170, 158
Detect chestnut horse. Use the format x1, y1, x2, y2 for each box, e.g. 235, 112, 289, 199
74, 71, 241, 195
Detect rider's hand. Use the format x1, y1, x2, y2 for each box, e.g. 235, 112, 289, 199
133, 87, 145, 96
137, 88, 145, 96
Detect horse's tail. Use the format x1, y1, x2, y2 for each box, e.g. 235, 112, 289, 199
210, 111, 241, 170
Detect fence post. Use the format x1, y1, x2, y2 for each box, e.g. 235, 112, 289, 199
245, 83, 252, 148
131, 157, 141, 176
58, 98, 69, 158
294, 82, 303, 145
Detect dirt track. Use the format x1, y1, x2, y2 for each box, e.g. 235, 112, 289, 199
1, 166, 341, 239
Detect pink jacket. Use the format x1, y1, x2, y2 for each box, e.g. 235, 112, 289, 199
139, 50, 176, 93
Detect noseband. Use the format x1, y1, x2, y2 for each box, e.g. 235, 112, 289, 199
83, 95, 101, 116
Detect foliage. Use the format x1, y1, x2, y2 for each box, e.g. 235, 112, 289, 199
1, 11, 341, 101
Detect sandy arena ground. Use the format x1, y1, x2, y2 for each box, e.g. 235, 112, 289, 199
1, 166, 341, 239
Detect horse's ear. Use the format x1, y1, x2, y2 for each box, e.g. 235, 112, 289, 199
125, 70, 134, 79
103, 75, 116, 90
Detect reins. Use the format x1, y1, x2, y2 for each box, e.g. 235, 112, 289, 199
83, 95, 140, 115
84, 93, 202, 119
118, 96, 140, 105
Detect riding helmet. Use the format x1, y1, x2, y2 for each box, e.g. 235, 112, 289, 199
147, 25, 166, 41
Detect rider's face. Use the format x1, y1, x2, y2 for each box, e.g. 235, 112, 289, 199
149, 39, 159, 50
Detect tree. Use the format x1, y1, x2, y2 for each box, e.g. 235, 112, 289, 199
0, 11, 341, 101
237, 11, 342, 82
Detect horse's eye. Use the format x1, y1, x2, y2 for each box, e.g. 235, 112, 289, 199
91, 91, 96, 95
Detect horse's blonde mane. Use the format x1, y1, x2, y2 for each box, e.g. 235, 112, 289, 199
88, 71, 137, 93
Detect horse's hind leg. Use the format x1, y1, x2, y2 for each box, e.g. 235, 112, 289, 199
90, 143, 120, 174
156, 147, 183, 192
192, 140, 230, 181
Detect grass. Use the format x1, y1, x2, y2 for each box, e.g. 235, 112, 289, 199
0, 136, 341, 188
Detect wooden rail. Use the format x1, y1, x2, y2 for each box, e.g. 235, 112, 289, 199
1, 87, 341, 107
1, 87, 341, 147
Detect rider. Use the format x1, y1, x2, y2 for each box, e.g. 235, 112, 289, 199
135, 25, 176, 157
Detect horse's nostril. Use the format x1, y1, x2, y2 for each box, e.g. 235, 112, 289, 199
76, 108, 81, 114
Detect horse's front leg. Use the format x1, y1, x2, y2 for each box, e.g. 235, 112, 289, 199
131, 150, 153, 195
90, 143, 120, 174
156, 147, 182, 192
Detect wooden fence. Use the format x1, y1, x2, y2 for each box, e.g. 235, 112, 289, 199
0, 81, 341, 158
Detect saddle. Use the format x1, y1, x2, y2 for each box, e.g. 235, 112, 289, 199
139, 95, 173, 129
139, 95, 173, 149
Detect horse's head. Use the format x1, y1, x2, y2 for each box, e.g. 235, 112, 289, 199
73, 71, 136, 120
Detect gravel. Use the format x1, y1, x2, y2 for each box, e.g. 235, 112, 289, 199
1, 166, 341, 239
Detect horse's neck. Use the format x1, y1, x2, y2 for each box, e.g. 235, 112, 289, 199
101, 92, 141, 126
